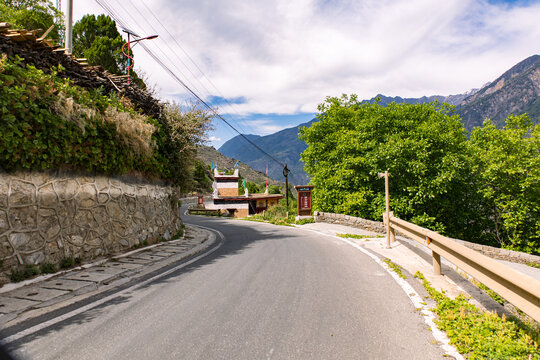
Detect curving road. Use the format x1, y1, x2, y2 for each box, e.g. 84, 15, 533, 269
12, 211, 445, 359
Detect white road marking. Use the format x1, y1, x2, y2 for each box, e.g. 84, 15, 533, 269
304, 228, 465, 360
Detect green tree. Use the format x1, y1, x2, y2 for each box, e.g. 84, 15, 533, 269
158, 101, 213, 190
0, 0, 64, 42
469, 115, 539, 253
238, 178, 260, 194
299, 95, 483, 240
193, 160, 212, 192
72, 14, 126, 75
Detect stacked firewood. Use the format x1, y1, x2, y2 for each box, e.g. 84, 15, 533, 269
0, 22, 162, 119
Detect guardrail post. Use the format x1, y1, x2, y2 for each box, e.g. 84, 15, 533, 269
433, 251, 441, 275
389, 211, 396, 243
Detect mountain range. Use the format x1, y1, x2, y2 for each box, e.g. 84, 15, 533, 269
218, 55, 540, 184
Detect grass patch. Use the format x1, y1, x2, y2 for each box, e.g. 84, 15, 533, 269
239, 216, 266, 223
59, 256, 81, 269
10, 265, 40, 282
414, 271, 540, 359
40, 263, 57, 274
268, 219, 294, 227
295, 218, 315, 225
238, 199, 298, 227
337, 233, 383, 239
382, 258, 407, 279
526, 262, 540, 269
172, 224, 186, 240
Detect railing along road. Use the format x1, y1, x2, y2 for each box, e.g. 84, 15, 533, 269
384, 213, 540, 323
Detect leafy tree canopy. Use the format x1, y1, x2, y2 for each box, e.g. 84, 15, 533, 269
300, 94, 539, 253
72, 14, 126, 75
300, 95, 481, 239
469, 115, 539, 252
0, 0, 64, 42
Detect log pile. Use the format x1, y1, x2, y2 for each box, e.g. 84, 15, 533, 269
0, 22, 162, 119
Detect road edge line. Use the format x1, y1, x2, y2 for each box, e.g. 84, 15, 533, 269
302, 228, 464, 360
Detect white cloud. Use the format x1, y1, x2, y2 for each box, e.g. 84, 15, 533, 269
72, 0, 540, 119
208, 136, 221, 142
240, 120, 289, 135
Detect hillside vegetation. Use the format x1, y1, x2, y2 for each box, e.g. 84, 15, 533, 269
300, 95, 539, 254
0, 55, 211, 190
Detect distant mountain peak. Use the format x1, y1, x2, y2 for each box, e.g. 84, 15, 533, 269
216, 55, 539, 186
458, 54, 540, 129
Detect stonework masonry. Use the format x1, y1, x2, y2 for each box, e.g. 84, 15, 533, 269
0, 172, 182, 276
314, 211, 386, 234
314, 211, 540, 265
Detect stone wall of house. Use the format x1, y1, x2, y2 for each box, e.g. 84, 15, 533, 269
0, 172, 182, 273
313, 211, 540, 265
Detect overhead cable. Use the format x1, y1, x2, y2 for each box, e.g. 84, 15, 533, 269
94, 0, 287, 169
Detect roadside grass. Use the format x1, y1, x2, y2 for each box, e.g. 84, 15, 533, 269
172, 224, 186, 240
10, 265, 40, 283
527, 262, 540, 269
238, 199, 298, 227
382, 258, 407, 279
295, 218, 315, 225
414, 271, 539, 359
337, 233, 383, 239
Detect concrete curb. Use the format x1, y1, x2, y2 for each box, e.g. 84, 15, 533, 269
0, 225, 215, 327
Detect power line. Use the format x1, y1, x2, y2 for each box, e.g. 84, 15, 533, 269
94, 0, 288, 170
137, 41, 284, 168
110, 0, 210, 99
136, 0, 255, 130
132, 0, 255, 137
105, 0, 257, 138
100, 0, 255, 142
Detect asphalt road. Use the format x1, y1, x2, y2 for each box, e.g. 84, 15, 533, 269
10, 211, 445, 359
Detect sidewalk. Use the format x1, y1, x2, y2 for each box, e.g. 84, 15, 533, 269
0, 225, 215, 327
299, 222, 540, 315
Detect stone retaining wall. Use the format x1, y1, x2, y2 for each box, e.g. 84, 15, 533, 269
313, 211, 540, 265
313, 211, 386, 234
0, 172, 182, 274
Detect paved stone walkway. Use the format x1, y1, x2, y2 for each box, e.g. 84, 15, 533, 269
0, 225, 214, 327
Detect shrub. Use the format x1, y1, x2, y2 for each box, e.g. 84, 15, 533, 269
40, 263, 57, 274
10, 264, 40, 282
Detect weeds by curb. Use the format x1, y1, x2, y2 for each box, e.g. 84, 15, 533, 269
414, 271, 539, 359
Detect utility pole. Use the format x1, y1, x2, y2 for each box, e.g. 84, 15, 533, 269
65, 0, 73, 54
283, 164, 290, 210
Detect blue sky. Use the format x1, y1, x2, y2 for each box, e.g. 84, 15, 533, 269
70, 0, 540, 148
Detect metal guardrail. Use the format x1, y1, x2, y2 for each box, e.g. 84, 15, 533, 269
384, 212, 540, 323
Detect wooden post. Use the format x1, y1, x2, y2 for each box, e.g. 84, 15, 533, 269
389, 212, 396, 243
433, 251, 441, 275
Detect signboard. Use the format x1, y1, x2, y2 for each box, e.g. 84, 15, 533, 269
294, 185, 314, 216
198, 195, 204, 205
